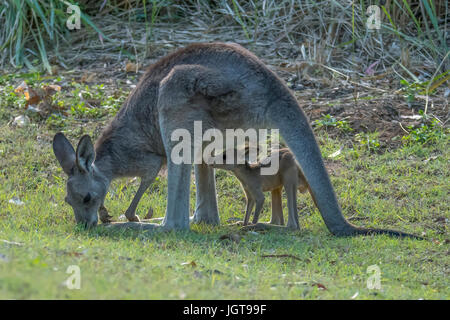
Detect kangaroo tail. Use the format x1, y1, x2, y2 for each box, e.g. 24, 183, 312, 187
267, 95, 422, 239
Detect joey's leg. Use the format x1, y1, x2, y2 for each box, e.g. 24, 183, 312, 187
243, 193, 255, 226
191, 163, 220, 225
251, 192, 265, 224
270, 188, 284, 225
285, 184, 300, 230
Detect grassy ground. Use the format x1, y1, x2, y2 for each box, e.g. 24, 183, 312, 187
0, 72, 448, 300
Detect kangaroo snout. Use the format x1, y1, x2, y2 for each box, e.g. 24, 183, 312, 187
79, 218, 98, 229
74, 210, 98, 229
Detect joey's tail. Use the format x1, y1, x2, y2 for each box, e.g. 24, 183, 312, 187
267, 97, 422, 239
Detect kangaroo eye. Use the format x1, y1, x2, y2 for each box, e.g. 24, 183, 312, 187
83, 193, 91, 204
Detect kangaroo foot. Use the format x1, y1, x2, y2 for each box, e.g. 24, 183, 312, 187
144, 207, 154, 219
125, 210, 140, 222
99, 206, 113, 224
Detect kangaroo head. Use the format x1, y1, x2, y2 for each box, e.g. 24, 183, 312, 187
52, 133, 109, 228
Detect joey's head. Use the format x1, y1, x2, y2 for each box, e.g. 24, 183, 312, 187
52, 133, 109, 228
206, 148, 249, 172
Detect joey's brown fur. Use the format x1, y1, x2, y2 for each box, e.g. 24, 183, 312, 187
210, 148, 310, 229
52, 42, 420, 238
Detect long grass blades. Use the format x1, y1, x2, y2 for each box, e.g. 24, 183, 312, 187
0, 0, 448, 84
0, 0, 104, 73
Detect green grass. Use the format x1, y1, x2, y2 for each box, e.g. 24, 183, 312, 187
0, 75, 449, 299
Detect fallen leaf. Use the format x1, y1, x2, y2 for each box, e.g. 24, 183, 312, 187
424, 156, 438, 163
0, 239, 23, 246
181, 260, 197, 268
43, 84, 61, 95
312, 282, 327, 290
125, 62, 139, 73
11, 115, 30, 128
9, 197, 25, 205
14, 81, 41, 107
81, 72, 96, 83
329, 147, 343, 158
400, 115, 422, 120
14, 81, 61, 115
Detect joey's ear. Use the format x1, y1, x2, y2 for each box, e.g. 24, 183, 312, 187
245, 160, 251, 169
76, 135, 95, 173
53, 132, 76, 175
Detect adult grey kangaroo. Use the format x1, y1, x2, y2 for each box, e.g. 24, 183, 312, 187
52, 42, 419, 238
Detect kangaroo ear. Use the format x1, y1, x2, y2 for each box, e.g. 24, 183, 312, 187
53, 132, 76, 175
76, 135, 95, 173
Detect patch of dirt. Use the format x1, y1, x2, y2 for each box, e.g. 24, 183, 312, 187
323, 160, 344, 176
293, 85, 448, 149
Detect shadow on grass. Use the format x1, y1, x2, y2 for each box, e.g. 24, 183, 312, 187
75, 218, 328, 253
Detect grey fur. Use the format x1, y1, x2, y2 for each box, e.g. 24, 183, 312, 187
52, 42, 420, 238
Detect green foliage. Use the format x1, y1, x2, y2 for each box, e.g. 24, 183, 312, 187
45, 113, 65, 129
0, 0, 105, 73
355, 132, 381, 153
402, 117, 446, 145
315, 114, 353, 133
399, 79, 427, 103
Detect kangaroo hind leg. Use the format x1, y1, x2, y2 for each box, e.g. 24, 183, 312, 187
270, 187, 284, 225
158, 64, 233, 230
